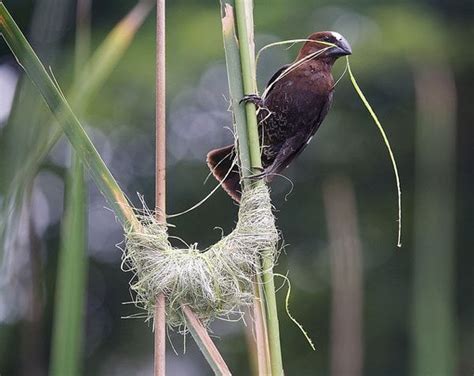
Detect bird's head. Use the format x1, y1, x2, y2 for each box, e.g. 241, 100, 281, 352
297, 31, 352, 63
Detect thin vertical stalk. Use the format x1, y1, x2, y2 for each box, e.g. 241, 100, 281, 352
153, 3, 231, 375
220, 2, 271, 373
234, 1, 283, 374
154, 0, 166, 374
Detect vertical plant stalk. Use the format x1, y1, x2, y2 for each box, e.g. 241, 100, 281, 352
154, 2, 231, 375
154, 0, 166, 374
233, 0, 261, 172
50, 156, 87, 376
51, 2, 91, 371
412, 65, 457, 376
252, 282, 271, 374
220, 2, 271, 374
234, 1, 283, 374
323, 176, 364, 376
0, 4, 232, 374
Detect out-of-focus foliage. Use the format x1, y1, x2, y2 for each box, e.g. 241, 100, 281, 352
0, 0, 472, 375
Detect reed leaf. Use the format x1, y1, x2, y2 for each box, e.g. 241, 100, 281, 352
0, 0, 152, 256
0, 1, 137, 227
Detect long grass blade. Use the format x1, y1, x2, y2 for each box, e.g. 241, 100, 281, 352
0, 0, 152, 256
0, 2, 137, 228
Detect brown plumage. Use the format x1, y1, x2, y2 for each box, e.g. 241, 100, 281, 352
207, 31, 352, 202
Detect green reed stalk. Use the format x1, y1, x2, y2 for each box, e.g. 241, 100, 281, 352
221, 0, 283, 374
220, 3, 271, 374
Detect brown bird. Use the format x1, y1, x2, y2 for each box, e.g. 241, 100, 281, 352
207, 31, 352, 202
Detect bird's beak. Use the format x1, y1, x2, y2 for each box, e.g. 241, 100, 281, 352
328, 37, 352, 57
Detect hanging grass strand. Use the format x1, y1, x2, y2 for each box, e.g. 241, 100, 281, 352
275, 273, 316, 351
346, 57, 402, 247
254, 38, 402, 248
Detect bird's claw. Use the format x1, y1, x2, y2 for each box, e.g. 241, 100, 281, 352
240, 94, 264, 107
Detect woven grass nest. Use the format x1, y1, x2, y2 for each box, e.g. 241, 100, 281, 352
122, 184, 279, 327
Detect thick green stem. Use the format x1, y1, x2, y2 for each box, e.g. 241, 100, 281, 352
234, 0, 262, 173
221, 0, 283, 374
220, 2, 272, 374
234, 1, 283, 374
220, 2, 251, 176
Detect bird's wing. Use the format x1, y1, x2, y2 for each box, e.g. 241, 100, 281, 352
267, 64, 291, 86
257, 64, 291, 124
263, 96, 331, 180
309, 94, 332, 138
263, 64, 291, 98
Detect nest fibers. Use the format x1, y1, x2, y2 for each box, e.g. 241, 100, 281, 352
122, 184, 279, 327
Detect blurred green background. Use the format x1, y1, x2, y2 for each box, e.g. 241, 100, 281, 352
0, 0, 473, 375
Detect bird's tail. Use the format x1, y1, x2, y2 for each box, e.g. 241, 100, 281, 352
206, 144, 242, 202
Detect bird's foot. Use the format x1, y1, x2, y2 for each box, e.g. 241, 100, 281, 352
244, 167, 267, 180
239, 94, 264, 107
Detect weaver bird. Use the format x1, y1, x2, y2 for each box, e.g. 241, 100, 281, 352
207, 31, 352, 202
